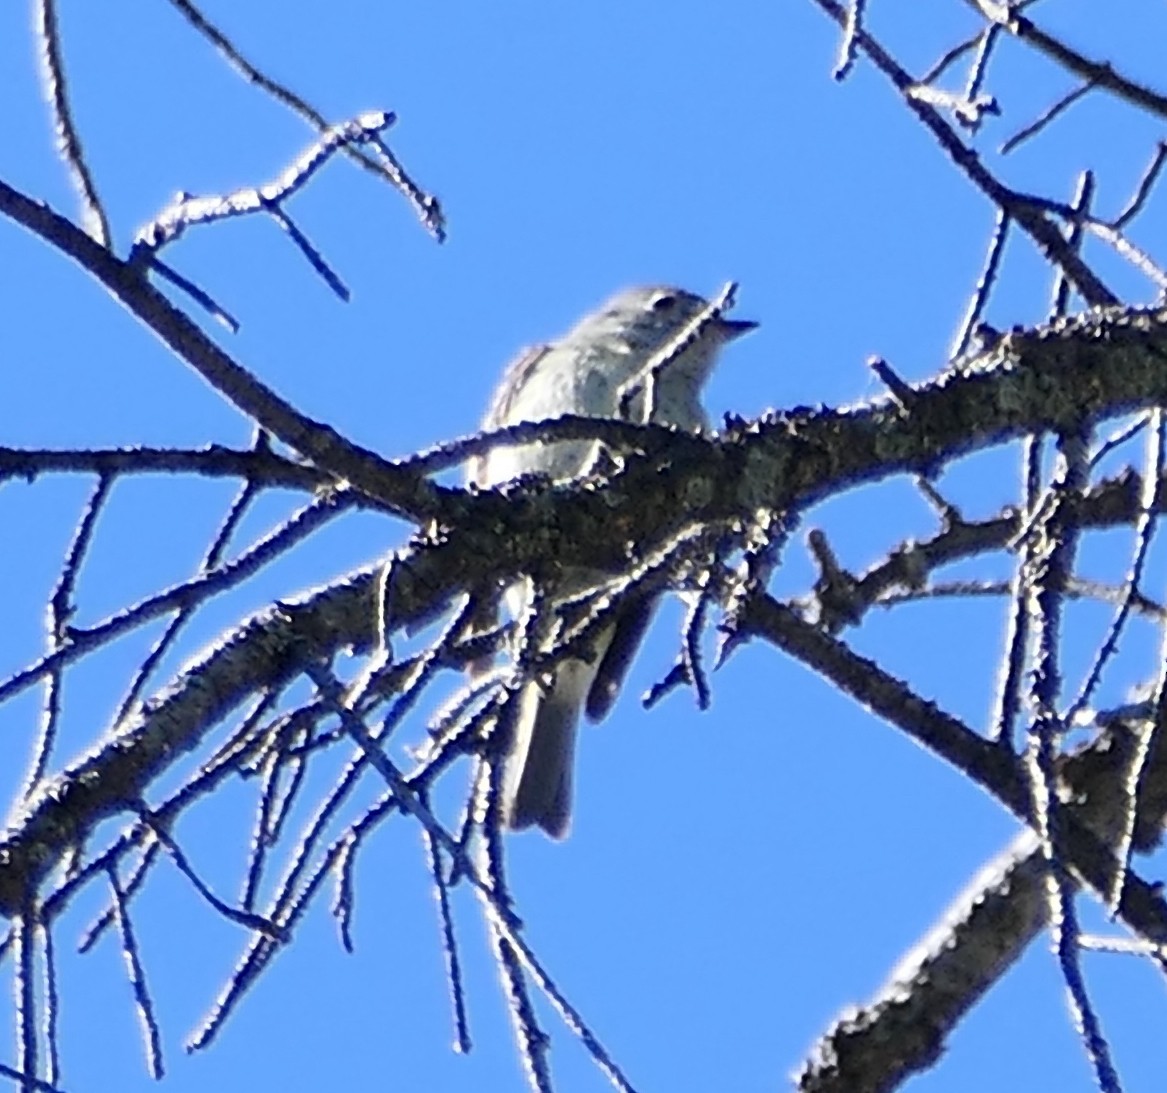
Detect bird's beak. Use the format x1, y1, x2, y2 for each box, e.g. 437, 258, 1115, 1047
719, 317, 759, 340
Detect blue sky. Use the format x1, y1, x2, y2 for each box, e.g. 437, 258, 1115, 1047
4, 2, 1167, 1091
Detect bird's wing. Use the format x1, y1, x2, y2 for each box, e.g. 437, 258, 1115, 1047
481, 344, 554, 431
469, 344, 553, 489
585, 594, 658, 722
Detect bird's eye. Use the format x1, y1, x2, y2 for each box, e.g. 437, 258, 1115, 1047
650, 293, 677, 312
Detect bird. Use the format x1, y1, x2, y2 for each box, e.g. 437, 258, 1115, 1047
471, 285, 757, 837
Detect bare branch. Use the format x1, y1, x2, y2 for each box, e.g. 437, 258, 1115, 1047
163, 0, 445, 240
811, 0, 1118, 306
969, 0, 1167, 123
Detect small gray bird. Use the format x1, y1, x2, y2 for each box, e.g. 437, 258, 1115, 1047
472, 286, 757, 837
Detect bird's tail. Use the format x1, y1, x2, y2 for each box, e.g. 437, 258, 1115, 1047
503, 659, 591, 839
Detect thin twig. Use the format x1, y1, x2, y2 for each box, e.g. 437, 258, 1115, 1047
33, 0, 110, 245
616, 282, 740, 422
164, 0, 444, 239
23, 475, 112, 799
970, 0, 1167, 123
15, 895, 39, 1093
423, 814, 472, 1054
114, 437, 269, 723
107, 866, 164, 1079
133, 112, 395, 301
1001, 80, 1095, 155
813, 0, 1118, 306
1115, 142, 1167, 229
951, 208, 1011, 358
0, 491, 347, 708
1069, 413, 1163, 720
833, 0, 865, 79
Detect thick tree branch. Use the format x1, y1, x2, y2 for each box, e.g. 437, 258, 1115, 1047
797, 709, 1167, 1093
7, 295, 1167, 914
